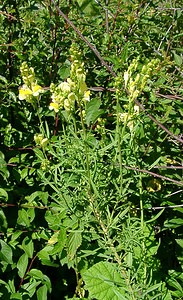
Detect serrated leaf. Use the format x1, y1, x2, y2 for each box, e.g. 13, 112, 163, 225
0, 240, 13, 264
17, 253, 29, 278
48, 231, 59, 245
49, 228, 67, 255
83, 262, 128, 300
67, 231, 82, 260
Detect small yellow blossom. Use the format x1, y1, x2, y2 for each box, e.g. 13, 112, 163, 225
49, 102, 59, 113
147, 178, 161, 192
83, 90, 90, 101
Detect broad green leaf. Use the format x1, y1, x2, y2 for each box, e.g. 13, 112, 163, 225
10, 293, 22, 299
47, 231, 59, 245
28, 269, 44, 280
67, 231, 82, 260
83, 262, 128, 300
25, 191, 49, 205
77, 0, 99, 15
0, 240, 13, 264
85, 98, 104, 126
0, 75, 8, 84
37, 285, 47, 300
21, 237, 34, 258
164, 218, 183, 228
0, 188, 8, 202
49, 228, 67, 255
17, 253, 29, 278
17, 209, 30, 227
175, 239, 183, 248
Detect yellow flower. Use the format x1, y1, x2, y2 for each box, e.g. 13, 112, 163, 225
31, 83, 44, 96
83, 90, 90, 101
19, 84, 43, 101
147, 179, 161, 192
59, 82, 71, 93
19, 85, 33, 100
49, 102, 59, 113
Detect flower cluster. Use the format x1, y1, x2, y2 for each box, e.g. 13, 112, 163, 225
124, 58, 160, 101
49, 44, 90, 113
34, 133, 48, 148
119, 105, 140, 131
19, 62, 44, 106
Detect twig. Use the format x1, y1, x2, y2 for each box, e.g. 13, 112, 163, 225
123, 165, 183, 186
136, 204, 183, 211
50, 0, 116, 77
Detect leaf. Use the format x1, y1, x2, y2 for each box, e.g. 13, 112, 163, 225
77, 0, 99, 16
10, 293, 22, 299
17, 253, 29, 278
85, 98, 104, 126
175, 239, 183, 248
0, 240, 13, 264
49, 228, 67, 255
0, 188, 8, 202
21, 237, 34, 258
146, 208, 165, 223
28, 269, 44, 280
0, 75, 8, 84
83, 262, 128, 300
67, 231, 82, 260
25, 191, 49, 205
0, 210, 8, 229
164, 218, 183, 228
17, 209, 30, 227
37, 285, 47, 300
172, 51, 182, 66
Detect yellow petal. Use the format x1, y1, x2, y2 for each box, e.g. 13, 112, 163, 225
19, 85, 32, 100
49, 102, 59, 113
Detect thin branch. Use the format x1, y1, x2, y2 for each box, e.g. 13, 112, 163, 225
123, 165, 183, 186
134, 99, 183, 144
50, 0, 116, 77
136, 204, 183, 211
153, 165, 183, 169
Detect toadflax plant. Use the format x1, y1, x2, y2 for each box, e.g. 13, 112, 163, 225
15, 39, 182, 299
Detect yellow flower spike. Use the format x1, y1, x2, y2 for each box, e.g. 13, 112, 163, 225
79, 81, 87, 94
59, 82, 71, 93
49, 102, 59, 113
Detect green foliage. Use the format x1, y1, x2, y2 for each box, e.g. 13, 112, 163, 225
0, 0, 182, 299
